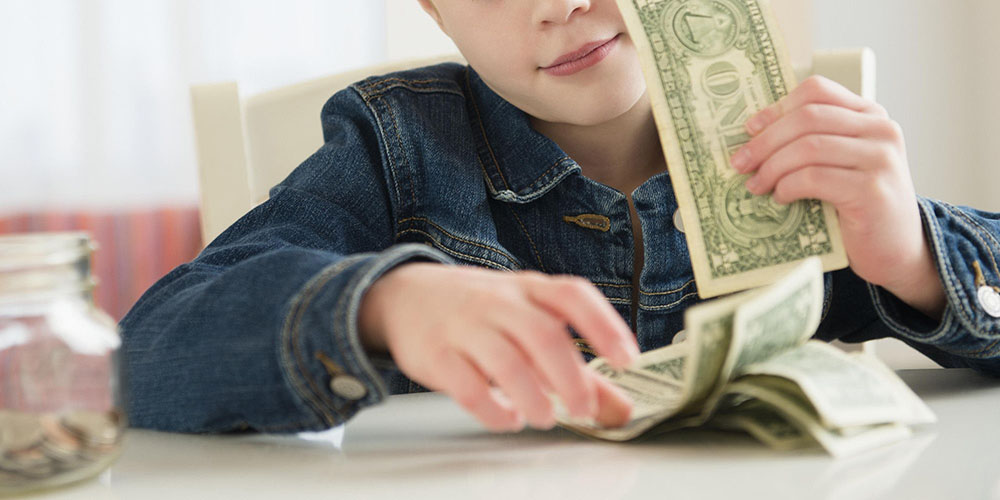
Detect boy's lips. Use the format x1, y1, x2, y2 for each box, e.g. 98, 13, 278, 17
541, 34, 621, 77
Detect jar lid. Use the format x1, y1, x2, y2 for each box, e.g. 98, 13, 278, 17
0, 232, 97, 298
0, 232, 96, 273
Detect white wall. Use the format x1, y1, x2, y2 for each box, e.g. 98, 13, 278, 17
385, 0, 457, 62
0, 0, 385, 214
814, 0, 1000, 211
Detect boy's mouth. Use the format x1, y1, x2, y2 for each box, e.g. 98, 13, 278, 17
541, 34, 621, 77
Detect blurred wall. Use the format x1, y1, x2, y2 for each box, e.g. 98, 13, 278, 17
385, 0, 456, 62
0, 0, 385, 214
814, 0, 1000, 212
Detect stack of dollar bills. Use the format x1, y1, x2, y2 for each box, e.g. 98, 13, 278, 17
556, 258, 936, 457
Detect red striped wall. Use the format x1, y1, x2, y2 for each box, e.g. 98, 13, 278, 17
0, 207, 202, 321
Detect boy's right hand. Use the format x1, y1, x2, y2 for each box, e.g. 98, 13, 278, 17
358, 262, 640, 432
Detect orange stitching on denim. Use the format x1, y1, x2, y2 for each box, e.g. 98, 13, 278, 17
594, 280, 696, 294
359, 77, 458, 91
382, 99, 417, 208
359, 86, 465, 103
281, 258, 357, 425
359, 94, 405, 207
948, 204, 1000, 278
640, 291, 698, 311
465, 68, 511, 191
574, 340, 598, 356
526, 157, 571, 191
507, 206, 547, 272
592, 282, 631, 288
472, 148, 499, 195
941, 337, 1000, 357
398, 216, 519, 263
290, 261, 355, 424
396, 228, 513, 270
356, 78, 458, 98
921, 204, 970, 329
642, 279, 696, 296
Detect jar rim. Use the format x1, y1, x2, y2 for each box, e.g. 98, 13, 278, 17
0, 232, 96, 272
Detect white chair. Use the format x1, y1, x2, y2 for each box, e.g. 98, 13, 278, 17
189, 48, 939, 370
189, 54, 464, 246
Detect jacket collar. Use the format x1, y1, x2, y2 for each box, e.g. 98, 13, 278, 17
464, 67, 581, 204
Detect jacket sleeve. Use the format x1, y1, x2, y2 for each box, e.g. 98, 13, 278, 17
119, 87, 455, 433
816, 197, 1000, 376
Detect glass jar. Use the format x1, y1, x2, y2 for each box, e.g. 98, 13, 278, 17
0, 232, 125, 495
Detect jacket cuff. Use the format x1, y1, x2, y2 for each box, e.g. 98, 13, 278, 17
868, 198, 1000, 359
277, 243, 455, 431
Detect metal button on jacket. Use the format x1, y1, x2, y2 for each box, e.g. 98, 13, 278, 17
673, 209, 685, 234
672, 329, 688, 343
330, 375, 367, 401
978, 286, 1000, 318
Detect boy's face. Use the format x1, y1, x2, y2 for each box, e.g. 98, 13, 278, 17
418, 0, 647, 126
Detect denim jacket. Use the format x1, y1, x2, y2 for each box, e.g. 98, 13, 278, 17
120, 63, 1000, 433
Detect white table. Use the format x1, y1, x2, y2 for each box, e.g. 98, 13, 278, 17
28, 369, 1000, 500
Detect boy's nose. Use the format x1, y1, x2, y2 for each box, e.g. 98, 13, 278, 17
533, 0, 592, 26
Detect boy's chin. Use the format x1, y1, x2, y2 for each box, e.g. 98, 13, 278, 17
532, 94, 644, 127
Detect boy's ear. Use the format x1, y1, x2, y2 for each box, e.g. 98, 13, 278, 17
416, 0, 447, 33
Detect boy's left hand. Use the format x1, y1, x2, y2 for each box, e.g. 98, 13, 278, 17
728, 76, 946, 318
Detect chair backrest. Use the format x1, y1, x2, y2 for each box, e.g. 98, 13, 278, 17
190, 54, 465, 245
190, 49, 875, 245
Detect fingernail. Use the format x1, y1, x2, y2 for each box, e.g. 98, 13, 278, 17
730, 148, 751, 172
745, 176, 761, 194
616, 346, 638, 369
509, 413, 527, 432
746, 115, 765, 135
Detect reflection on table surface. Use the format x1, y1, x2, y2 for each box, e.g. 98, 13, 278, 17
27, 369, 1000, 500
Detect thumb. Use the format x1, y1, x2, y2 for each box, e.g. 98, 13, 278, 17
591, 372, 633, 428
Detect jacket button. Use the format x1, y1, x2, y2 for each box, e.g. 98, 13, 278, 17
672, 329, 688, 343
673, 209, 685, 234
330, 375, 367, 400
978, 286, 1000, 318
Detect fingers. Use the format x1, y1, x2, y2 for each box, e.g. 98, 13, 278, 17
499, 305, 597, 420
744, 75, 887, 136
462, 332, 556, 429
744, 135, 884, 196
434, 350, 525, 432
731, 104, 883, 174
522, 274, 639, 368
591, 372, 633, 429
769, 166, 868, 206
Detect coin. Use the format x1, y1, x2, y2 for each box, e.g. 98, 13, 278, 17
62, 411, 120, 447
0, 410, 124, 492
38, 414, 82, 463
0, 412, 43, 452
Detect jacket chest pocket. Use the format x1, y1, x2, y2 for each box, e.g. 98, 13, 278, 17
395, 217, 524, 271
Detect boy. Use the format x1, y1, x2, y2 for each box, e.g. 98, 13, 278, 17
121, 0, 1000, 435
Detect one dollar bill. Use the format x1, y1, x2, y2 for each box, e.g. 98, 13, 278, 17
616, 0, 848, 298
556, 258, 935, 457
